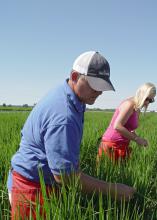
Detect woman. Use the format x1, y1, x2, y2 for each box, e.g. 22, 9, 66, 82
98, 82, 156, 162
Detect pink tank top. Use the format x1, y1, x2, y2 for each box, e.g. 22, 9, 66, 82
102, 102, 138, 144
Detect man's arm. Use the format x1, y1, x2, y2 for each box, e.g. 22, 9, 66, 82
53, 171, 136, 201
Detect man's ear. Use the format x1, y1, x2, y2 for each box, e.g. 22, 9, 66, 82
71, 71, 79, 82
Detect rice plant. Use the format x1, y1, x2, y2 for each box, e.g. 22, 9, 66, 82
0, 111, 157, 219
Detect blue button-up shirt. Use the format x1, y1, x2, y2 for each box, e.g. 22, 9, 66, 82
7, 80, 85, 189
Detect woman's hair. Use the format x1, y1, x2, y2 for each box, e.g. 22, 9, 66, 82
134, 82, 156, 111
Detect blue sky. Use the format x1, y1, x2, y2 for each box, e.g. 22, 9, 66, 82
0, 0, 157, 110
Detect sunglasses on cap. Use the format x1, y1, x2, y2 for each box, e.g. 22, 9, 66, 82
145, 97, 155, 103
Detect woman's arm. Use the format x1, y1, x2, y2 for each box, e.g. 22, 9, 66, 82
113, 100, 137, 141
113, 100, 148, 146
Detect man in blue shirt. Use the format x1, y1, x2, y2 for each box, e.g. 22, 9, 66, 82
7, 51, 135, 219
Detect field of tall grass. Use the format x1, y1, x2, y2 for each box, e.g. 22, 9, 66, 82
0, 111, 157, 219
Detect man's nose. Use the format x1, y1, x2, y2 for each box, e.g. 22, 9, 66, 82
97, 91, 102, 95
93, 89, 102, 96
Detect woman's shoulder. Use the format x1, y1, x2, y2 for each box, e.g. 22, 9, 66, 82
120, 97, 135, 108
118, 97, 136, 114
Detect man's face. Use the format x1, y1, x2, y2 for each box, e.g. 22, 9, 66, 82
74, 76, 102, 105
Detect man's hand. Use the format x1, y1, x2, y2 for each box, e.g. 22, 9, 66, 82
135, 136, 148, 147
112, 183, 136, 201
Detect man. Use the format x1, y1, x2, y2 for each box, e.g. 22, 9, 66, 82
7, 51, 135, 219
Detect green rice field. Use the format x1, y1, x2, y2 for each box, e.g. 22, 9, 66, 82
0, 111, 157, 219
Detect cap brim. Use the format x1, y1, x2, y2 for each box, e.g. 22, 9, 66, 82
86, 76, 115, 92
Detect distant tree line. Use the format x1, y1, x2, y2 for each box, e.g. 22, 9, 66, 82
0, 104, 34, 111
86, 108, 115, 112
1, 103, 36, 107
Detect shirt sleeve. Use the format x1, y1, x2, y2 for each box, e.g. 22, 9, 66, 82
7, 170, 12, 191
44, 123, 80, 175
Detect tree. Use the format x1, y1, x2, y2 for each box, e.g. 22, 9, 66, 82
23, 104, 29, 107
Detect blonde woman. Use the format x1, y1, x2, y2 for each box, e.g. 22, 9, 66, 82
98, 82, 156, 162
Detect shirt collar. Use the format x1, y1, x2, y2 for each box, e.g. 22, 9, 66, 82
64, 79, 86, 113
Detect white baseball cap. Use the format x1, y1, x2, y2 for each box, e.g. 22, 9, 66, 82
73, 51, 115, 91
